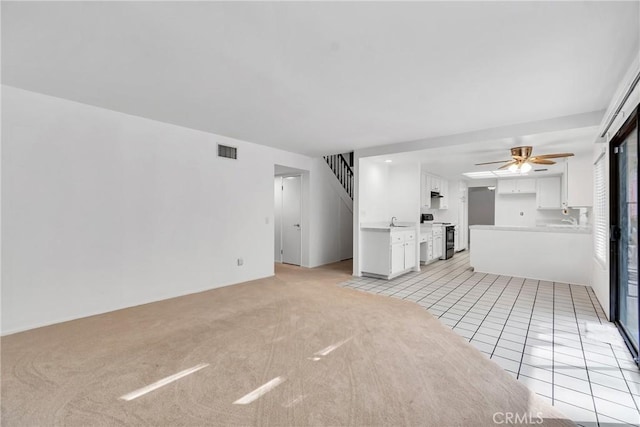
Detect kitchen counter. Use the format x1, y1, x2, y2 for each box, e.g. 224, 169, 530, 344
470, 225, 591, 234
360, 224, 419, 279
361, 222, 417, 230
470, 225, 592, 285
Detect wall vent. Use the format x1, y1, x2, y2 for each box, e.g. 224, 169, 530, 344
534, 168, 548, 172
218, 144, 237, 159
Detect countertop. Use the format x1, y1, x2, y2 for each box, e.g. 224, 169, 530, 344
470, 225, 592, 234
361, 222, 417, 231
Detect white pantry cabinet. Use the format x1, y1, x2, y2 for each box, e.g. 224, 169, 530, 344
361, 228, 416, 279
536, 176, 562, 209
497, 178, 536, 194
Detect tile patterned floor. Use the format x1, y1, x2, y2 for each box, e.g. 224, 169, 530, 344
340, 251, 640, 427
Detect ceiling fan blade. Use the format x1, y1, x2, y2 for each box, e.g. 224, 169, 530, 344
530, 159, 555, 165
531, 153, 574, 159
498, 160, 517, 170
475, 160, 511, 165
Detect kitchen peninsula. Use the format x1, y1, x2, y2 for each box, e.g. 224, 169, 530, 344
469, 225, 593, 285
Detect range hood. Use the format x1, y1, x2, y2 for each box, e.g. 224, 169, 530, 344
430, 191, 443, 198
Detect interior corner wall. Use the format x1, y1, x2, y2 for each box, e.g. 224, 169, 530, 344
1, 85, 323, 335
307, 158, 354, 267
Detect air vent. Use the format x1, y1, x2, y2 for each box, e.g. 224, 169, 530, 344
534, 168, 548, 172
218, 144, 237, 159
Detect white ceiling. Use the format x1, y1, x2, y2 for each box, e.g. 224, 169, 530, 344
2, 2, 639, 157
369, 126, 599, 180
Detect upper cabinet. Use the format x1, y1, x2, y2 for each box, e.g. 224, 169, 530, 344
421, 172, 448, 210
497, 178, 536, 194
430, 176, 442, 192
439, 180, 449, 209
563, 156, 593, 207
536, 176, 562, 209
421, 173, 431, 208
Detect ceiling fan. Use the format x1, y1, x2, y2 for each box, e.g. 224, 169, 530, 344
475, 146, 574, 173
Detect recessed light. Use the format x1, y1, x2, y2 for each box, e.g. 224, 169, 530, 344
385, 159, 393, 163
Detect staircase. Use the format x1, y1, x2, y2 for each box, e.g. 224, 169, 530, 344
323, 153, 354, 199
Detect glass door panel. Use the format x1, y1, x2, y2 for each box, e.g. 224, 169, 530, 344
617, 125, 639, 351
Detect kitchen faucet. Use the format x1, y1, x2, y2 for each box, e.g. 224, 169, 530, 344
562, 217, 578, 226
390, 216, 397, 227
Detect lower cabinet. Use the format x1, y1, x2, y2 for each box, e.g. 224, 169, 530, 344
361, 228, 417, 279
433, 235, 443, 260
420, 227, 442, 264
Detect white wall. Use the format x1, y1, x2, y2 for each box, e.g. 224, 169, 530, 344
307, 157, 355, 265
358, 159, 389, 223
1, 86, 342, 334
388, 163, 420, 223
494, 194, 537, 227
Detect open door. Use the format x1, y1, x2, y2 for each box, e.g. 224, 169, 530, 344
280, 176, 302, 265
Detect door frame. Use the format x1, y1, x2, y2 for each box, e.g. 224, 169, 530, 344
274, 173, 305, 266
609, 106, 640, 363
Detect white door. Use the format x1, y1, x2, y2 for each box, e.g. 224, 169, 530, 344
282, 176, 302, 265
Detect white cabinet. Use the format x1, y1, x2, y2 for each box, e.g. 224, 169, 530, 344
421, 171, 448, 210
430, 176, 441, 192
361, 228, 416, 279
497, 178, 536, 194
564, 156, 593, 207
421, 173, 431, 209
536, 176, 562, 209
391, 242, 405, 275
432, 227, 443, 260
420, 231, 433, 263
404, 238, 416, 270
439, 180, 449, 209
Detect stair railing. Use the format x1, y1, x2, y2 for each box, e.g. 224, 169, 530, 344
323, 154, 353, 199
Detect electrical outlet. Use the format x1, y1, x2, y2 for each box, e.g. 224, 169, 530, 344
237, 258, 243, 266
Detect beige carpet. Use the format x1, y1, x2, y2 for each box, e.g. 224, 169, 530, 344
1, 262, 574, 426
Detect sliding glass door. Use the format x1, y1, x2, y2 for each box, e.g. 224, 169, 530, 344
611, 108, 639, 357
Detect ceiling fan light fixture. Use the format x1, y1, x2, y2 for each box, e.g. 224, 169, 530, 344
520, 162, 532, 173
508, 163, 519, 173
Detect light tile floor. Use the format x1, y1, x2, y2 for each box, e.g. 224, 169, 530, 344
340, 252, 640, 427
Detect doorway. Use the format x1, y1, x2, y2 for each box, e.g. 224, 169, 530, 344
611, 107, 639, 361
275, 175, 302, 265
468, 186, 496, 249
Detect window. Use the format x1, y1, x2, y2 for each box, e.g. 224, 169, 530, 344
594, 149, 607, 265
